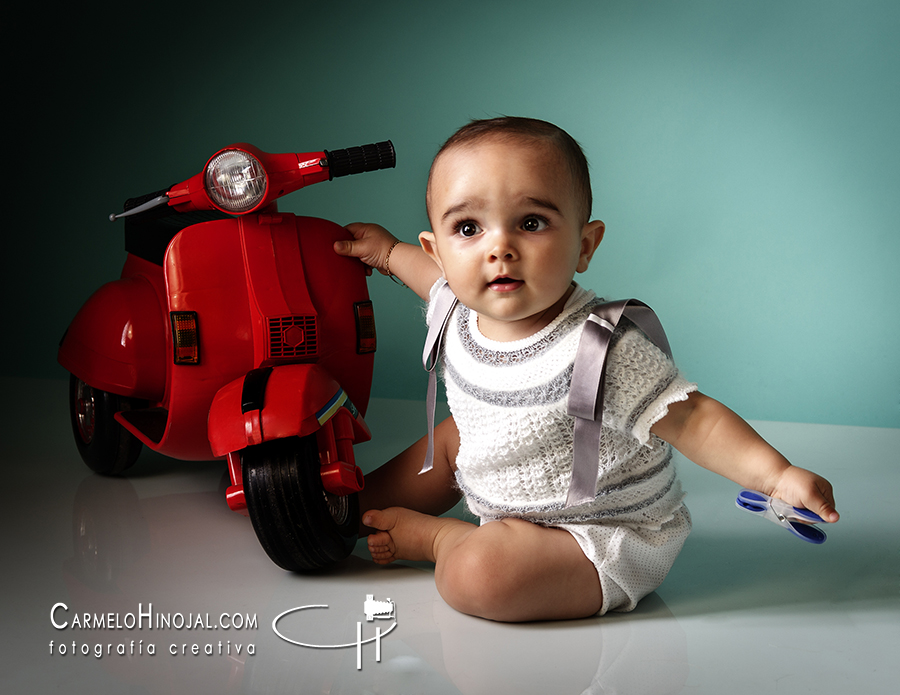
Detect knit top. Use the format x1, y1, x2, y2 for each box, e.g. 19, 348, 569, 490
427, 279, 697, 530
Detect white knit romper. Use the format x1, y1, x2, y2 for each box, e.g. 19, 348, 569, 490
427, 279, 695, 614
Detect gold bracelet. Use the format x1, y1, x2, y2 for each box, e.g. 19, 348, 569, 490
385, 240, 407, 287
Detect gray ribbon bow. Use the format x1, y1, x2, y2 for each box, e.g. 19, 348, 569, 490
419, 287, 672, 510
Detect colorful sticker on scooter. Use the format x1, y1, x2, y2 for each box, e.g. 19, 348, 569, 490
316, 389, 346, 426
315, 388, 360, 425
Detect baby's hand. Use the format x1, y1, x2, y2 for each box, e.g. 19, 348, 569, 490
334, 222, 398, 276
770, 466, 839, 523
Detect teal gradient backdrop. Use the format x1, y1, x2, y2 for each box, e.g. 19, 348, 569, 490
6, 0, 898, 427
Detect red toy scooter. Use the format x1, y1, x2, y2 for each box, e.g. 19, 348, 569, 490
58, 140, 395, 571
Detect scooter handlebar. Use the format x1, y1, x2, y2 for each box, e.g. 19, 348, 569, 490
325, 141, 395, 180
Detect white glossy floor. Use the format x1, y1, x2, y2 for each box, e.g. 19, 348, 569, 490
2, 376, 898, 694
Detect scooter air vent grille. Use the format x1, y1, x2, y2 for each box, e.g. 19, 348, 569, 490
267, 316, 317, 360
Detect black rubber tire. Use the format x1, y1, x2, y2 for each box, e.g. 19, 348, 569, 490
242, 436, 360, 571
69, 374, 144, 475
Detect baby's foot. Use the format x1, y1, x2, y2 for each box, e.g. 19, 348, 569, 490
363, 507, 447, 565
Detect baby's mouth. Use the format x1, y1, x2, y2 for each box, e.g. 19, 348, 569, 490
488, 276, 523, 291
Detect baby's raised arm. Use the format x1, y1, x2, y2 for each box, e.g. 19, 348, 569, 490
652, 392, 839, 523
335, 223, 441, 300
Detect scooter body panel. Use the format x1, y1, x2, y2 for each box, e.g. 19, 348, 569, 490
58, 256, 167, 401
112, 213, 370, 462
290, 215, 374, 416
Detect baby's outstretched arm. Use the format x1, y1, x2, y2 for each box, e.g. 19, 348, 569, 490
334, 223, 441, 300
652, 392, 839, 523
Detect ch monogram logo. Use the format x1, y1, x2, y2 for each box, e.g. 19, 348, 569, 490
272, 594, 398, 670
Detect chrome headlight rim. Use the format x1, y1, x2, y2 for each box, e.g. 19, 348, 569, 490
204, 149, 268, 214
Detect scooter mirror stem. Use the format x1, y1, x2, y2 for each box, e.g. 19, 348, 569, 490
109, 195, 170, 222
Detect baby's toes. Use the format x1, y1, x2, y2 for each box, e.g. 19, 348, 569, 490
367, 531, 397, 564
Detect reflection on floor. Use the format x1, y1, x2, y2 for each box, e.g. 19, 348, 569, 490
3, 377, 898, 694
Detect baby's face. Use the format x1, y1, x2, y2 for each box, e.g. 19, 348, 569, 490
421, 138, 603, 342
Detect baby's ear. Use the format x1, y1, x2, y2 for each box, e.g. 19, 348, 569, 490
419, 230, 443, 269
577, 220, 605, 272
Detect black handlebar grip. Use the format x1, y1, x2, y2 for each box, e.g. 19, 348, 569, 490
325, 140, 396, 179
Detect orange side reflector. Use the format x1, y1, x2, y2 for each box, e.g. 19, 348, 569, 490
170, 311, 200, 364
354, 301, 376, 354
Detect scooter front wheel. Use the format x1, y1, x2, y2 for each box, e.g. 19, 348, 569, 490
69, 375, 144, 475
242, 436, 359, 571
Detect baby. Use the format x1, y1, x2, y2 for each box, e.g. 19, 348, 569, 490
334, 116, 838, 623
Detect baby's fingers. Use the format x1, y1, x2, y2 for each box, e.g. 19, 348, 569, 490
803, 477, 839, 523
773, 467, 839, 524
332, 239, 372, 274
333, 239, 354, 256
798, 478, 839, 523
812, 492, 839, 524
343, 222, 370, 239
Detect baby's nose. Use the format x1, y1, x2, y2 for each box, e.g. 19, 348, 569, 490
488, 228, 517, 260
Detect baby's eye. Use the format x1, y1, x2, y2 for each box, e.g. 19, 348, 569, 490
456, 221, 481, 237
522, 216, 548, 232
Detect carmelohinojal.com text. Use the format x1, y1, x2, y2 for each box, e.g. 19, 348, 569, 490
49, 602, 257, 659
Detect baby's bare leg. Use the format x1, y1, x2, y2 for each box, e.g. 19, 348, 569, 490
365, 507, 603, 622
358, 416, 462, 535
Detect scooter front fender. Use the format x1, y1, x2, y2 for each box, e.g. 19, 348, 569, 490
208, 363, 371, 458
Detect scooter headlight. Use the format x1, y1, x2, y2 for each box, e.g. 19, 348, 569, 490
205, 149, 267, 213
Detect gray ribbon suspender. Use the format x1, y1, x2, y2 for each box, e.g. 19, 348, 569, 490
420, 285, 673, 510
421, 282, 459, 475
564, 299, 672, 507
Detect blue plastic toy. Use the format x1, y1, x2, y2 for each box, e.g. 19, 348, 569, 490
736, 489, 827, 544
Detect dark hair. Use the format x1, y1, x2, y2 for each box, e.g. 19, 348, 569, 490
427, 116, 593, 223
